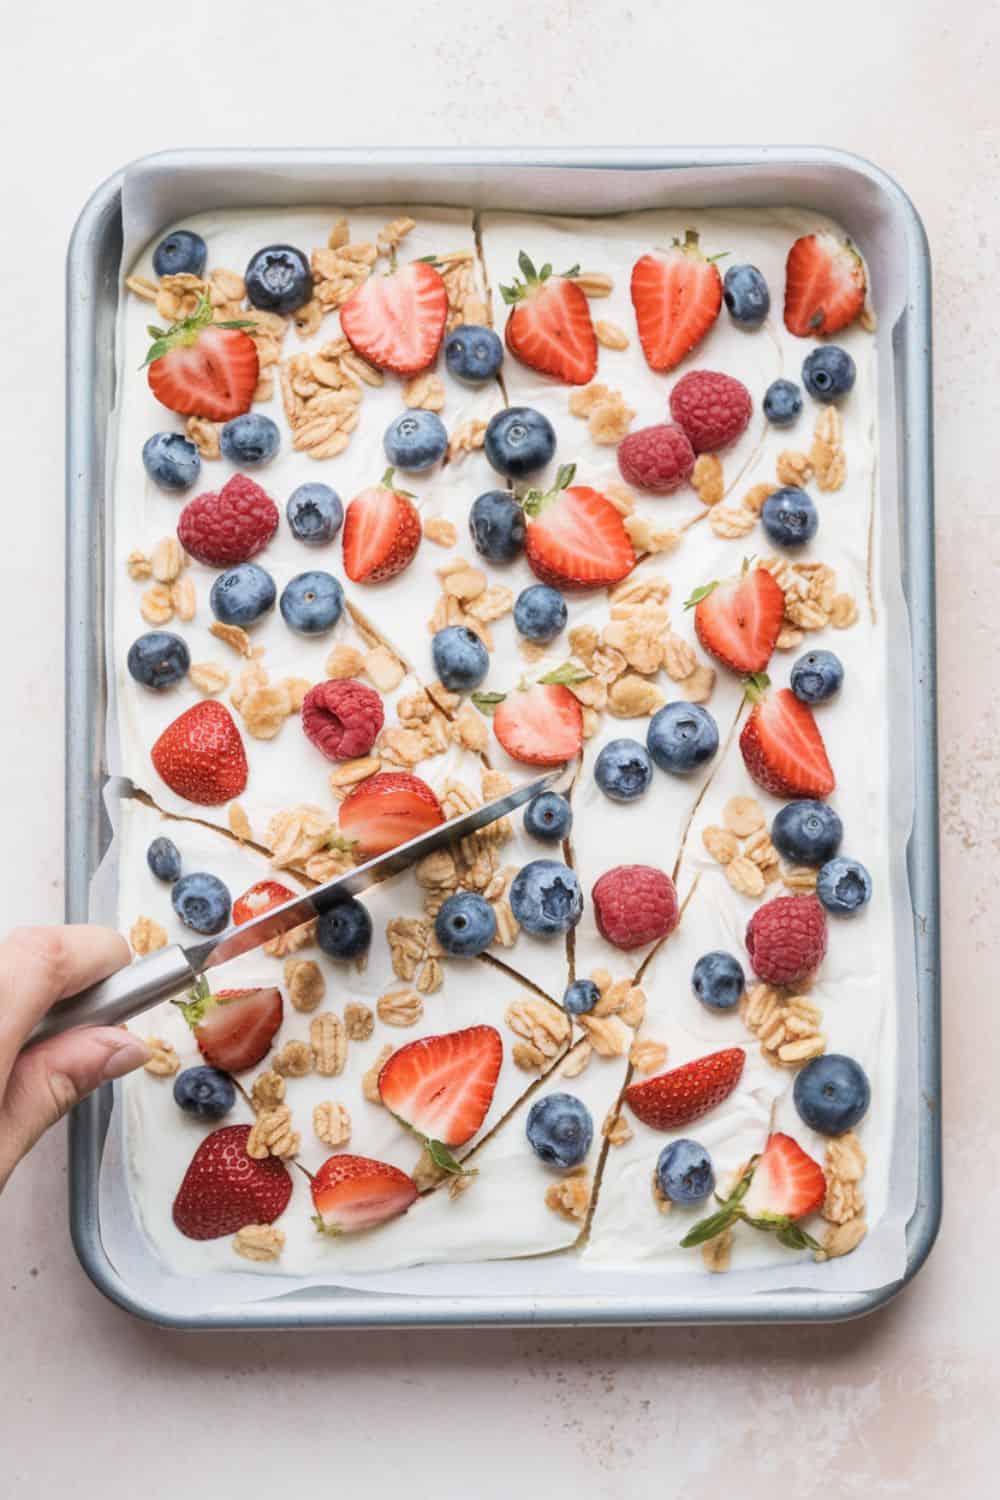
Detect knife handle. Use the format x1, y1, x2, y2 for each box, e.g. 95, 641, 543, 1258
24, 945, 198, 1050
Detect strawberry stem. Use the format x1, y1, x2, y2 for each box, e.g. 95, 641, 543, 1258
141, 295, 256, 367
520, 463, 576, 518
471, 690, 506, 716
684, 580, 719, 610
743, 672, 770, 705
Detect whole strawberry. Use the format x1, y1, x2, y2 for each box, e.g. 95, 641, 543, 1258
177, 474, 279, 567
617, 422, 695, 493
746, 893, 827, 985
301, 679, 384, 761
669, 370, 752, 453
151, 701, 248, 805
591, 864, 679, 950
625, 1048, 745, 1130
172, 1124, 292, 1240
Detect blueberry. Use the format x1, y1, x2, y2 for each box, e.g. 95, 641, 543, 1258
772, 801, 844, 867
126, 631, 190, 690
445, 324, 504, 383
526, 1092, 593, 1168
469, 490, 526, 563
562, 979, 600, 1016
173, 1065, 236, 1122
763, 378, 803, 427
723, 264, 770, 325
286, 482, 343, 545
317, 898, 372, 960
594, 738, 653, 802
513, 584, 567, 643
142, 432, 201, 492
220, 413, 280, 467
146, 836, 181, 883
655, 1139, 715, 1205
152, 229, 207, 278
816, 857, 872, 915
509, 860, 583, 936
434, 891, 497, 956
761, 486, 818, 548
383, 410, 448, 472
802, 345, 856, 403
431, 625, 489, 692
171, 872, 231, 935
790, 649, 844, 705
647, 702, 719, 774
245, 244, 312, 314
523, 792, 572, 843
692, 951, 745, 1011
793, 1053, 871, 1135
484, 406, 556, 479
279, 570, 344, 635
210, 563, 276, 627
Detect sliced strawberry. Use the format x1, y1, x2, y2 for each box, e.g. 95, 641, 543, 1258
173, 1124, 292, 1241
342, 469, 422, 584
624, 1047, 745, 1130
784, 232, 867, 337
232, 881, 295, 926
740, 682, 835, 799
146, 296, 259, 421
340, 260, 448, 375
151, 701, 248, 806
741, 1133, 826, 1222
501, 253, 597, 385
175, 981, 283, 1074
522, 464, 635, 590
378, 1026, 503, 1148
491, 683, 583, 766
311, 1154, 419, 1234
630, 230, 723, 373
338, 771, 444, 859
687, 564, 785, 675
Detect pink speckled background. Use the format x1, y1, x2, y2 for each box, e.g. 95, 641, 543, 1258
0, 0, 985, 1490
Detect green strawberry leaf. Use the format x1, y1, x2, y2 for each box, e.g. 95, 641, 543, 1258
562, 263, 581, 278
538, 662, 592, 687
520, 463, 577, 517
743, 671, 771, 704
423, 1138, 473, 1177
517, 250, 538, 282
173, 975, 212, 1029
680, 1203, 742, 1249
472, 691, 506, 716
684, 580, 719, 610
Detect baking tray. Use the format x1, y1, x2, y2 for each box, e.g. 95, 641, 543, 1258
66, 146, 940, 1328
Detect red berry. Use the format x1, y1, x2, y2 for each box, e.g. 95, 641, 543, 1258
745, 894, 827, 985
617, 423, 696, 493
151, 700, 248, 806
784, 232, 866, 338
669, 370, 752, 453
301, 679, 384, 762
340, 262, 448, 376
177, 474, 279, 567
624, 1048, 745, 1130
503, 255, 598, 386
172, 1125, 292, 1241
591, 864, 679, 951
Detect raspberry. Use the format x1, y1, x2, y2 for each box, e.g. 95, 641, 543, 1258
745, 893, 827, 985
669, 370, 752, 453
591, 864, 679, 951
617, 422, 695, 493
177, 475, 279, 567
301, 679, 384, 762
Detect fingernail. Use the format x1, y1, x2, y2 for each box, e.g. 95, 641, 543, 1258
101, 1036, 151, 1082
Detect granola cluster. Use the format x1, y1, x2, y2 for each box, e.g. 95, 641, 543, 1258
702, 794, 826, 897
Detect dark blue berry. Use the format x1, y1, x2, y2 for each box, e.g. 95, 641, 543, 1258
153, 230, 207, 278
434, 891, 497, 956
484, 406, 556, 479
142, 432, 201, 491
761, 486, 818, 548
286, 482, 344, 545
220, 413, 280, 467
816, 857, 872, 915
245, 244, 312, 314
723, 264, 770, 325
469, 490, 526, 563
210, 563, 276, 627
526, 1092, 593, 1168
127, 631, 190, 690
763, 379, 803, 426
509, 860, 583, 936
523, 792, 572, 843
513, 584, 567, 643
692, 951, 745, 1011
656, 1139, 715, 1205
279, 571, 344, 635
793, 1053, 870, 1135
444, 324, 504, 383
562, 979, 600, 1016
383, 410, 448, 471
173, 1065, 236, 1122
171, 872, 231, 935
146, 836, 181, 883
594, 738, 653, 802
646, 702, 719, 774
790, 649, 844, 704
802, 345, 856, 402
317, 898, 372, 960
431, 626, 489, 692
772, 801, 843, 867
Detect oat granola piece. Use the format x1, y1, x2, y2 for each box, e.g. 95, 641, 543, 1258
560, 1042, 592, 1079
364, 645, 406, 692
310, 1011, 347, 1076
130, 915, 167, 957
209, 620, 253, 658
692, 453, 725, 506
723, 795, 765, 837
702, 825, 740, 865
262, 918, 318, 959
325, 642, 366, 678
588, 391, 636, 444
575, 270, 614, 297
126, 549, 152, 581
594, 318, 629, 350
726, 855, 766, 898
829, 593, 859, 628
602, 1109, 633, 1146
267, 805, 336, 869
545, 1174, 591, 1223
313, 1100, 352, 1148
247, 1105, 300, 1160
607, 674, 666, 718
629, 1038, 668, 1074
228, 802, 252, 842
377, 988, 424, 1027
343, 1001, 375, 1041
506, 997, 571, 1071
662, 632, 698, 682
810, 406, 846, 491
273, 1040, 313, 1078
362, 1044, 393, 1104
447, 418, 487, 460
681, 664, 715, 703
577, 1013, 632, 1057
775, 450, 815, 487
140, 583, 174, 626
251, 1070, 285, 1111
701, 1227, 734, 1272
742, 482, 776, 515
402, 371, 446, 411
189, 662, 229, 696
283, 958, 325, 1013
708, 504, 757, 540
185, 415, 222, 460
233, 1224, 285, 1262
423, 515, 458, 548
142, 1037, 179, 1077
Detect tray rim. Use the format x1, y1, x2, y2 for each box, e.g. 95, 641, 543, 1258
66, 145, 940, 1330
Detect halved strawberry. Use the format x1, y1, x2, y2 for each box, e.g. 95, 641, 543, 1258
175, 981, 283, 1074
686, 563, 785, 675
340, 260, 448, 375
489, 682, 584, 766
232, 881, 295, 926
784, 232, 867, 337
522, 464, 635, 590
378, 1026, 503, 1149
741, 1132, 827, 1222
630, 230, 723, 373
740, 680, 835, 799
145, 296, 259, 421
338, 771, 444, 859
624, 1047, 745, 1130
311, 1154, 418, 1235
501, 253, 598, 385
342, 469, 422, 584
173, 1124, 292, 1241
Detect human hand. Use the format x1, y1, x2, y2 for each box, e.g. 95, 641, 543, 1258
0, 926, 149, 1192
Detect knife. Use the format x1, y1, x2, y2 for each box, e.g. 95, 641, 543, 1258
26, 765, 570, 1049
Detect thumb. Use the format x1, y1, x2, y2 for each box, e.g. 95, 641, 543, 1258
0, 1028, 150, 1191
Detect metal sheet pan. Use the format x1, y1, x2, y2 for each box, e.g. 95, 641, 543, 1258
66, 147, 940, 1328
